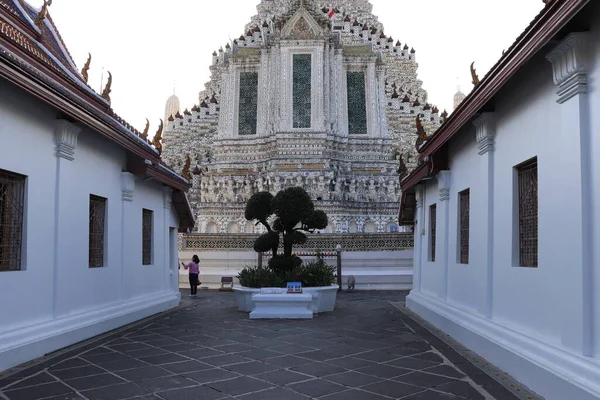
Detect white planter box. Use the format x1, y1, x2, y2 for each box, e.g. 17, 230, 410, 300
249, 293, 314, 319
233, 285, 339, 313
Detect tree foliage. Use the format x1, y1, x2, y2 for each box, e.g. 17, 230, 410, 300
244, 187, 329, 269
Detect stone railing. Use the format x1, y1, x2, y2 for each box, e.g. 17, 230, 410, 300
179, 233, 414, 252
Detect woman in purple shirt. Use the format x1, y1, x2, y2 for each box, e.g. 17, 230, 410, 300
182, 255, 200, 297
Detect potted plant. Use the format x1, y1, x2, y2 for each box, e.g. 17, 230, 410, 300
233, 187, 339, 313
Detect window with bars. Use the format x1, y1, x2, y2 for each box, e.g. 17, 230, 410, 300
89, 195, 106, 268
293, 54, 312, 128
517, 158, 538, 267
459, 189, 470, 264
430, 204, 437, 262
142, 209, 153, 265
238, 72, 259, 135
0, 169, 25, 272
347, 71, 367, 135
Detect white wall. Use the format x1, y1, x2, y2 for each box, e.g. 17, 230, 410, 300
178, 249, 413, 290
0, 79, 182, 372
407, 11, 600, 400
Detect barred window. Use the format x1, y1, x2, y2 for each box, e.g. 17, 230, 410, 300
142, 209, 153, 265
293, 54, 312, 128
0, 169, 25, 271
459, 189, 470, 264
89, 195, 106, 268
238, 72, 259, 135
517, 158, 538, 267
347, 71, 367, 134
430, 204, 437, 262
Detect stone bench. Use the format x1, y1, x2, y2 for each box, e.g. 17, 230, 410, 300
249, 293, 313, 319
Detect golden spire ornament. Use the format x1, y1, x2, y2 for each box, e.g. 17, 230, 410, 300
141, 118, 149, 140
34, 0, 52, 31
470, 62, 480, 86
152, 119, 164, 155
415, 115, 428, 150
81, 53, 91, 83
181, 155, 191, 180
101, 71, 112, 104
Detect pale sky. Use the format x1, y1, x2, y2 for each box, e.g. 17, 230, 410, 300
30, 0, 543, 133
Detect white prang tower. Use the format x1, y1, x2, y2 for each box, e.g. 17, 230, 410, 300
161, 0, 444, 234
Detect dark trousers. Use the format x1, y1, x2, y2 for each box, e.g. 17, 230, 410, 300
189, 273, 199, 295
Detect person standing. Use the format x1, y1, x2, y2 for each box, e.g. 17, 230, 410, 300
182, 255, 200, 297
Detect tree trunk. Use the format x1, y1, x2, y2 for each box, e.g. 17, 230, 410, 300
283, 233, 293, 257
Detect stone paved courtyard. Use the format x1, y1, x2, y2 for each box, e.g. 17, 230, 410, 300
0, 291, 540, 400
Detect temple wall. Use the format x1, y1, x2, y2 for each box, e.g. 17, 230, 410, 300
177, 233, 414, 290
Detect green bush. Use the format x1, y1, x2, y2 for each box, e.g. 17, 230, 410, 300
268, 256, 302, 272
298, 259, 336, 287
237, 266, 281, 288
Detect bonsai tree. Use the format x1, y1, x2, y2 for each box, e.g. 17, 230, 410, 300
245, 187, 328, 271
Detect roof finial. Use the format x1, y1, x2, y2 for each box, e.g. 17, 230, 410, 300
101, 71, 112, 104
34, 0, 52, 31
173, 80, 176, 95
470, 62, 480, 86
81, 53, 91, 83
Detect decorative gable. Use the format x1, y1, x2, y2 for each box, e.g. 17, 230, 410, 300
281, 7, 324, 39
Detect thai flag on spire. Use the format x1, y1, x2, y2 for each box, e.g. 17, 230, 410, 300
328, 8, 336, 19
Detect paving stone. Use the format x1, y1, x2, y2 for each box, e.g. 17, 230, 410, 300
4, 382, 74, 400
48, 358, 90, 371
201, 354, 253, 367
108, 343, 154, 353
3, 373, 56, 390
402, 390, 460, 399
355, 349, 402, 363
206, 376, 273, 396
222, 361, 280, 375
99, 358, 151, 372
422, 365, 467, 379
236, 349, 283, 361
320, 388, 402, 399
179, 348, 226, 360
43, 394, 86, 399
237, 387, 309, 400
156, 385, 227, 400
81, 347, 115, 356
290, 362, 346, 378
81, 352, 132, 365
115, 365, 173, 381
361, 380, 425, 398
263, 355, 312, 369
325, 356, 376, 370
81, 382, 150, 400
184, 368, 240, 384
288, 379, 347, 398
324, 371, 383, 388
126, 348, 170, 359
394, 371, 459, 389
434, 380, 486, 399
51, 365, 107, 380
268, 344, 316, 355
356, 363, 413, 379
208, 343, 256, 353
64, 373, 127, 391
136, 375, 198, 391
253, 369, 312, 386
160, 360, 214, 374
138, 353, 190, 365
411, 352, 445, 364
386, 356, 440, 371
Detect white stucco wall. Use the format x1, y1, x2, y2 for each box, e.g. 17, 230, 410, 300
407, 9, 600, 400
0, 80, 182, 372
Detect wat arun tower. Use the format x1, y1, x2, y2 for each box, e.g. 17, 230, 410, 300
162, 0, 444, 234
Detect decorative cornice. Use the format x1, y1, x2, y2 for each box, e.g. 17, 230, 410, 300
546, 32, 589, 104
54, 119, 81, 161
122, 172, 136, 202
436, 171, 451, 202
473, 112, 496, 155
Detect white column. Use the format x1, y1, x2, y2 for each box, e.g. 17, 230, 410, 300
257, 49, 270, 136
436, 171, 451, 300
163, 187, 175, 293
121, 172, 135, 301
53, 120, 81, 317
546, 32, 593, 356
366, 61, 378, 137
376, 63, 388, 138
413, 185, 425, 292
473, 112, 496, 318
